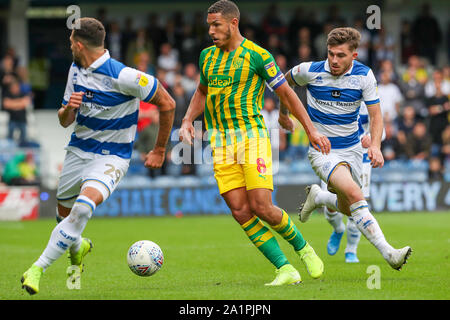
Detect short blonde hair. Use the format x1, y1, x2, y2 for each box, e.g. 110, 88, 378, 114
327, 27, 361, 51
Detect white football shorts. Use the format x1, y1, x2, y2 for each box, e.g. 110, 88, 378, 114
309, 143, 363, 193
56, 150, 129, 208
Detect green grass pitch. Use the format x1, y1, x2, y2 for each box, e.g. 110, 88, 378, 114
1, 211, 449, 300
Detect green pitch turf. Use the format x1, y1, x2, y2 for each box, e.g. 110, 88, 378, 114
1, 212, 449, 300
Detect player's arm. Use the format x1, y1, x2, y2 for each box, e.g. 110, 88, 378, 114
366, 103, 384, 168
274, 82, 330, 154
278, 70, 299, 120
57, 92, 84, 128
179, 83, 207, 145
144, 82, 176, 169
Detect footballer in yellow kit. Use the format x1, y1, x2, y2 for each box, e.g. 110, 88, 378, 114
180, 0, 330, 286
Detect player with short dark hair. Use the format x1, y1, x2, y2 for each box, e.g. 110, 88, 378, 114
21, 17, 176, 295
180, 0, 330, 286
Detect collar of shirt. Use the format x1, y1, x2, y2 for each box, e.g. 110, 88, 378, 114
79, 49, 110, 75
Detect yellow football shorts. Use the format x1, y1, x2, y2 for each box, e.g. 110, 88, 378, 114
212, 136, 273, 194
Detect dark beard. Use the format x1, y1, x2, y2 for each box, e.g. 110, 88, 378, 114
73, 53, 82, 67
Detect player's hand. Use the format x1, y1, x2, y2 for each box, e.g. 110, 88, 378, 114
278, 113, 295, 132
309, 130, 331, 155
368, 146, 384, 168
179, 119, 195, 146
66, 92, 84, 110
361, 135, 371, 148
144, 147, 165, 169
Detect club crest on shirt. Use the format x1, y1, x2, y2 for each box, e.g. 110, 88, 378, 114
232, 57, 244, 69
102, 77, 113, 89
347, 76, 360, 88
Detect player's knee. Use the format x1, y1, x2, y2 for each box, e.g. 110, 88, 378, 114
229, 204, 252, 224
69, 195, 96, 223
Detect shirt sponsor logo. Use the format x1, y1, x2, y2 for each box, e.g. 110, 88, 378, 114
208, 75, 232, 88
331, 90, 341, 98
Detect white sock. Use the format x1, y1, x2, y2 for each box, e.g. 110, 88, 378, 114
324, 207, 345, 233
315, 189, 338, 211
350, 200, 394, 260
34, 196, 95, 271
345, 217, 361, 254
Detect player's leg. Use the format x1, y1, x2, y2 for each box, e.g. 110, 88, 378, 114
244, 136, 322, 279
246, 188, 323, 279
221, 187, 301, 286
320, 181, 345, 256
328, 165, 412, 269
344, 159, 371, 263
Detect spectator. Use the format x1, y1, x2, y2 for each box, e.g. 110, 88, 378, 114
275, 54, 288, 74
285, 114, 310, 161
425, 75, 450, 157
135, 51, 156, 76
261, 96, 286, 160
180, 63, 199, 99
2, 152, 39, 186
0, 54, 17, 95
2, 78, 31, 145
381, 121, 403, 161
396, 105, 417, 150
399, 56, 427, 117
157, 43, 180, 87
425, 69, 450, 98
134, 108, 167, 178
126, 28, 155, 69
265, 34, 287, 59
428, 157, 443, 180
404, 122, 432, 160
292, 44, 314, 67
377, 59, 399, 84
411, 3, 442, 65
377, 71, 403, 122
291, 27, 317, 61
372, 25, 396, 69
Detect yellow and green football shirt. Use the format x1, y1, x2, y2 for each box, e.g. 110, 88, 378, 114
199, 38, 286, 148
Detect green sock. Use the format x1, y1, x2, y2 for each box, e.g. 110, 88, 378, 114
272, 210, 307, 251
241, 215, 289, 269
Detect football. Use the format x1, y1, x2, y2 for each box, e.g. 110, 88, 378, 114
127, 240, 164, 277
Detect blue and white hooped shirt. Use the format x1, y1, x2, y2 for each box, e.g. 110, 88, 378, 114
61, 50, 158, 160
291, 59, 380, 149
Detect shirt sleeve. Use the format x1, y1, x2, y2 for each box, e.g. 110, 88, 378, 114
62, 64, 76, 106
255, 49, 286, 90
362, 69, 380, 106
290, 62, 313, 86
117, 67, 159, 103
199, 49, 208, 87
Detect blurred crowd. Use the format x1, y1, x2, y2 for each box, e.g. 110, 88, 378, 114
0, 3, 449, 185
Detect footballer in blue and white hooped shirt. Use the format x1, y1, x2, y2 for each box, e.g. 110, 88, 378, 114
286, 56, 381, 187
56, 18, 175, 211
21, 17, 175, 296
